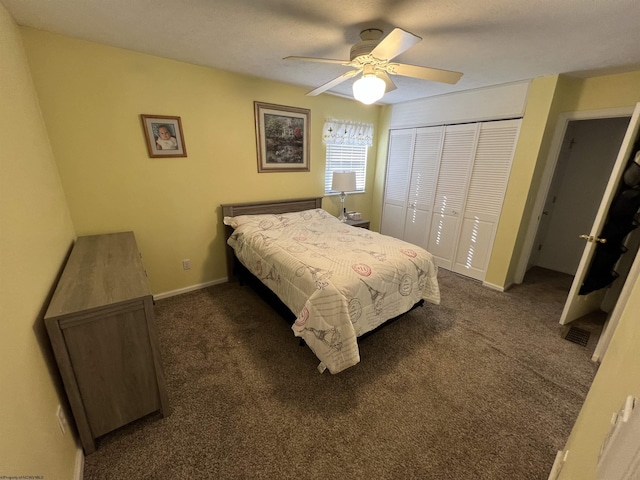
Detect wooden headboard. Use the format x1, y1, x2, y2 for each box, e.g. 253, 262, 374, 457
221, 197, 323, 218
220, 197, 323, 280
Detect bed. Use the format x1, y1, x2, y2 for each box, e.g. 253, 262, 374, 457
221, 197, 440, 374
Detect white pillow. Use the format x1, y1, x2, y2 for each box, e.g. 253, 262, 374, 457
223, 208, 331, 229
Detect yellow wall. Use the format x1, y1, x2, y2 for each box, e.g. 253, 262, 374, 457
556, 71, 640, 113
9, 17, 640, 479
559, 276, 640, 480
0, 6, 78, 478
552, 72, 640, 480
486, 71, 640, 288
371, 104, 392, 231
20, 28, 381, 295
485, 75, 561, 287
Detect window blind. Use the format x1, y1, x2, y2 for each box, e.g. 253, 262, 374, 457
325, 144, 367, 193
323, 119, 372, 194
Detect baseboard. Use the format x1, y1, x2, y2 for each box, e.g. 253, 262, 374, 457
153, 277, 228, 301
482, 280, 513, 292
547, 450, 568, 480
74, 446, 84, 480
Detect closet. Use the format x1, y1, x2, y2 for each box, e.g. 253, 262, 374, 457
381, 119, 521, 281
380, 126, 443, 250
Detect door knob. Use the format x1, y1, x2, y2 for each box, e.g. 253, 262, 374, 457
579, 234, 607, 244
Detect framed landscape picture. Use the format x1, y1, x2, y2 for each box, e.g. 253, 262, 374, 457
140, 114, 187, 158
254, 102, 310, 172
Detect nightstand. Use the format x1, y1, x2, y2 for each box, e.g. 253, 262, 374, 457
345, 218, 370, 229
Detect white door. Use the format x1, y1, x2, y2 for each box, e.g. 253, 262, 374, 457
381, 129, 415, 238
427, 124, 478, 269
453, 119, 521, 280
402, 126, 443, 249
537, 118, 630, 275
560, 102, 640, 324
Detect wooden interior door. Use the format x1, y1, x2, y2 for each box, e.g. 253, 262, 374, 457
560, 102, 640, 325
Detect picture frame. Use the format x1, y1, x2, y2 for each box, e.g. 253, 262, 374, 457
140, 114, 187, 158
254, 102, 310, 172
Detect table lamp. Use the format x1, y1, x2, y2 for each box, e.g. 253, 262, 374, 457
331, 171, 357, 222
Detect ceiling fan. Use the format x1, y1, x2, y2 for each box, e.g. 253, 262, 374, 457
284, 27, 463, 104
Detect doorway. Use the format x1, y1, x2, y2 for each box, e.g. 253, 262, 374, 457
517, 106, 640, 362
527, 116, 631, 277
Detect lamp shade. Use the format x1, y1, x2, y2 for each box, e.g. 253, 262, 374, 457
353, 74, 386, 105
331, 171, 357, 192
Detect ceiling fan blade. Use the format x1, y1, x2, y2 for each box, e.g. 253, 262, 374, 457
370, 28, 421, 61
377, 71, 397, 93
389, 63, 463, 85
284, 56, 349, 65
306, 69, 362, 96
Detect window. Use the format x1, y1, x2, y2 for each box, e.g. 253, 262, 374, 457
323, 119, 373, 195
325, 144, 367, 194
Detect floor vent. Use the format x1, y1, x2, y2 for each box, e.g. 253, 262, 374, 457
564, 326, 591, 347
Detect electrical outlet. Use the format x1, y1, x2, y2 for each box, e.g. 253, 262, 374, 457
56, 404, 68, 436
182, 259, 191, 270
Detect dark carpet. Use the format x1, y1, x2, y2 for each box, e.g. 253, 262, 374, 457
83, 267, 600, 480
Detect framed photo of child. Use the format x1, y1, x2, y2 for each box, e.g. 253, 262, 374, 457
140, 114, 187, 158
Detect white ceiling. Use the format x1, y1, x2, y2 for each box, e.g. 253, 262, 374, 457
3, 0, 640, 104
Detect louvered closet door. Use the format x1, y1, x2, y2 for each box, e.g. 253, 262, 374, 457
427, 124, 479, 269
452, 119, 521, 280
381, 129, 415, 239
402, 126, 443, 249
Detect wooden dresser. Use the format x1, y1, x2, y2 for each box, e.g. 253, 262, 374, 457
45, 232, 169, 454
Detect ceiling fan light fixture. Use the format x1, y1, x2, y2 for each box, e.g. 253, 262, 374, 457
352, 73, 385, 105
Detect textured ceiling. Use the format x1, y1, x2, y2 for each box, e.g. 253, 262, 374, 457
3, 0, 640, 104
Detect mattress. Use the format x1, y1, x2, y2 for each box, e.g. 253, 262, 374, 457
224, 208, 440, 373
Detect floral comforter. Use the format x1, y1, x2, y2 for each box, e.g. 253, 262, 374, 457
224, 208, 440, 374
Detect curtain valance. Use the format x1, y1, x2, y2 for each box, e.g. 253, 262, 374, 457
322, 119, 374, 146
